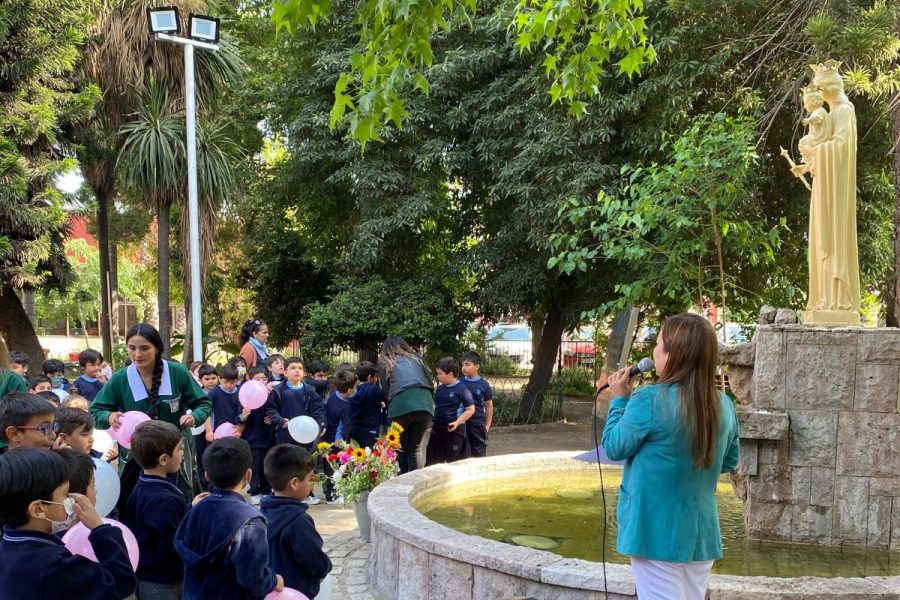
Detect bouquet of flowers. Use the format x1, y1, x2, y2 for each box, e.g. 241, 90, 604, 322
316, 422, 403, 503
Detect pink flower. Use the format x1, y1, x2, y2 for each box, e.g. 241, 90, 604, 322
339, 452, 350, 464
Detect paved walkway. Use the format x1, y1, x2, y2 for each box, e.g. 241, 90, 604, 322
310, 396, 596, 597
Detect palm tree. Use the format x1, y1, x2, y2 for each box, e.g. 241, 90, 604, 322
76, 0, 244, 357
116, 76, 185, 352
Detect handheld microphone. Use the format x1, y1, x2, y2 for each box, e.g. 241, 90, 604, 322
594, 357, 654, 396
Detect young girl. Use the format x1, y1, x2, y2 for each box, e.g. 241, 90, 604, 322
239, 319, 269, 371
228, 356, 249, 384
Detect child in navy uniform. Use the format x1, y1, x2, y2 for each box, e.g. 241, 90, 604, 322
9, 350, 29, 378
304, 360, 330, 404
350, 361, 385, 449
265, 355, 286, 389
0, 393, 59, 453
208, 365, 249, 437
426, 357, 475, 465
74, 349, 104, 401
42, 359, 70, 392
265, 358, 326, 446
0, 448, 136, 599
261, 445, 332, 599
244, 368, 275, 506
323, 369, 357, 503
174, 437, 283, 600
123, 421, 203, 599
460, 352, 494, 457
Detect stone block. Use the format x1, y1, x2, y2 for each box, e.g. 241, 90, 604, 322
719, 342, 755, 366
853, 363, 900, 413
867, 495, 893, 549
737, 439, 758, 476
784, 329, 857, 346
758, 439, 789, 465
472, 567, 525, 600
791, 504, 832, 543
396, 543, 430, 598
836, 412, 900, 477
788, 410, 838, 468
893, 498, 900, 552
759, 305, 777, 324
726, 365, 754, 405
790, 466, 811, 505
370, 529, 400, 598
427, 555, 473, 600
809, 467, 835, 507
751, 464, 793, 502
775, 308, 798, 323
522, 580, 607, 600
753, 327, 786, 410
739, 411, 789, 440
785, 343, 856, 411
870, 478, 900, 496
858, 329, 900, 363
745, 500, 793, 541
832, 476, 869, 546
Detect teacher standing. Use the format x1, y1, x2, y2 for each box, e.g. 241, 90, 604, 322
90, 323, 212, 507
603, 313, 739, 599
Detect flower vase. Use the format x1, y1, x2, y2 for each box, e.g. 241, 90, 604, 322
353, 491, 371, 542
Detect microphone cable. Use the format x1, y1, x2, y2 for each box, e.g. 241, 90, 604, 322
591, 387, 609, 596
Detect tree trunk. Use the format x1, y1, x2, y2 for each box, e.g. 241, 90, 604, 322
518, 301, 565, 424
158, 199, 172, 353
529, 310, 544, 367
888, 89, 900, 327
110, 241, 120, 345
97, 188, 114, 360
0, 285, 45, 363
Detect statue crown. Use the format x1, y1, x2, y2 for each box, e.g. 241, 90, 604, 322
811, 59, 842, 77
800, 84, 819, 96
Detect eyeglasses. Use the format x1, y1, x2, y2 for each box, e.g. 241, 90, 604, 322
18, 422, 60, 436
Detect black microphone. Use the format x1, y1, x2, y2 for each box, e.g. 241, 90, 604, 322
594, 357, 654, 396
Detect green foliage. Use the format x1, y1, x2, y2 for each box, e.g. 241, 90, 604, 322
272, 0, 652, 147
550, 367, 595, 397
481, 354, 519, 377
300, 277, 469, 359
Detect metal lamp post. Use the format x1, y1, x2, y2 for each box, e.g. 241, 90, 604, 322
148, 8, 220, 362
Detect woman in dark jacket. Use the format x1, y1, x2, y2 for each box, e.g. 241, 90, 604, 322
378, 337, 434, 473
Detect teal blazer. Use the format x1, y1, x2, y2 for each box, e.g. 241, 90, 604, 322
603, 383, 739, 562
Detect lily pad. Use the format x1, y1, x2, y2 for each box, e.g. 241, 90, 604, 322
510, 535, 559, 550
555, 488, 595, 500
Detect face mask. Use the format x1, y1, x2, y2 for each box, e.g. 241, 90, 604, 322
51, 376, 66, 388
42, 497, 76, 534
236, 367, 246, 377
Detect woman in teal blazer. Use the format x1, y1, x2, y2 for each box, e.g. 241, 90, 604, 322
603, 313, 739, 600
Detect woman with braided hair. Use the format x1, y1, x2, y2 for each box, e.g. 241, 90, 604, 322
90, 324, 212, 510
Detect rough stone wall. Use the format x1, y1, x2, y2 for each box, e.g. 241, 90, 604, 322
736, 325, 900, 550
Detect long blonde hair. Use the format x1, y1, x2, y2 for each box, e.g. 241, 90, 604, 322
0, 335, 9, 369
657, 313, 720, 469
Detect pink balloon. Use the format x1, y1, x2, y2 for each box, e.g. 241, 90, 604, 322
265, 588, 309, 600
214, 422, 238, 439
62, 519, 139, 570
113, 411, 151, 449
239, 380, 268, 410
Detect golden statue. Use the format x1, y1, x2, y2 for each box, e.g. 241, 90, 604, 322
788, 60, 860, 326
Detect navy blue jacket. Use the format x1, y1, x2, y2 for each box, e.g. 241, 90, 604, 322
462, 377, 493, 424
122, 473, 188, 583
260, 496, 331, 599
74, 376, 104, 401
323, 391, 351, 444
265, 382, 326, 445
0, 526, 136, 600
433, 381, 474, 426
304, 378, 330, 403
174, 489, 277, 600
209, 385, 242, 429
242, 402, 274, 449
350, 383, 385, 440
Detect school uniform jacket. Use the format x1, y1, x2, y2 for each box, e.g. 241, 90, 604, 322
264, 382, 326, 445
260, 495, 331, 599
0, 526, 136, 600
122, 473, 188, 584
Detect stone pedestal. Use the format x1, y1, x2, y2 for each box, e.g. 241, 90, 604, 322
802, 309, 860, 326
731, 325, 900, 550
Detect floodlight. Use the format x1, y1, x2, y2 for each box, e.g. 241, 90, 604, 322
189, 14, 220, 44
147, 7, 180, 35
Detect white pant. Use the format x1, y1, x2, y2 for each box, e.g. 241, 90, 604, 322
630, 556, 714, 600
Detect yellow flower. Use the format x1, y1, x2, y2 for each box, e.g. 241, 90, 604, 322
317, 441, 331, 452
390, 421, 404, 434
352, 447, 367, 462
385, 430, 400, 446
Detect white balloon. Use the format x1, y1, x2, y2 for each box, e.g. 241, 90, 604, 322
287, 416, 320, 444
52, 388, 69, 402
91, 429, 115, 456
92, 457, 120, 518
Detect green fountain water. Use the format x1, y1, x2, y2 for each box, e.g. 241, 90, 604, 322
416, 470, 900, 578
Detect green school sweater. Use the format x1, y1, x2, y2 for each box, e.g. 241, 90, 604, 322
0, 368, 27, 399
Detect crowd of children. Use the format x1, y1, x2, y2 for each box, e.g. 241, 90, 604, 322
0, 328, 495, 600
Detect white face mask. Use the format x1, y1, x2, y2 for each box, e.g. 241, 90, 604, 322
237, 367, 247, 378
42, 497, 76, 534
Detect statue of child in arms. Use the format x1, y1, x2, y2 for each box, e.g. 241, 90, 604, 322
793, 85, 830, 179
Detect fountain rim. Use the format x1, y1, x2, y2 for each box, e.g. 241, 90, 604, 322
367, 450, 900, 597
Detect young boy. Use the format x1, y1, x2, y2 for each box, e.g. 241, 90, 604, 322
9, 350, 29, 378
207, 365, 247, 437
123, 421, 195, 600
248, 366, 268, 384
265, 354, 286, 389
0, 392, 60, 453
29, 375, 53, 394
304, 360, 330, 404
261, 445, 332, 599
174, 437, 283, 600
244, 367, 274, 506
42, 359, 70, 391
0, 448, 136, 599
52, 448, 97, 506
74, 349, 104, 401
197, 364, 219, 392
460, 351, 494, 458
351, 361, 386, 449
55, 408, 95, 455
426, 357, 475, 465
322, 369, 357, 503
